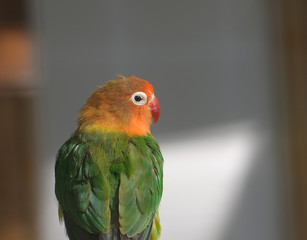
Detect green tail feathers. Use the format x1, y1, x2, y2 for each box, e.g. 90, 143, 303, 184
62, 211, 159, 240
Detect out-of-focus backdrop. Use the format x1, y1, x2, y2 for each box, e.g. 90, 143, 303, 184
0, 0, 306, 240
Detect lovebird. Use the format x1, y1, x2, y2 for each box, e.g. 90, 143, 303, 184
55, 75, 163, 240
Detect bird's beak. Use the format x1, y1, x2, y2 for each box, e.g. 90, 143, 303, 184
149, 95, 160, 125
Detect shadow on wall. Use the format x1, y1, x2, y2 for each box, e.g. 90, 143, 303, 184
158, 122, 282, 240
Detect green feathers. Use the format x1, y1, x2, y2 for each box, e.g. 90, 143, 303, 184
55, 129, 163, 240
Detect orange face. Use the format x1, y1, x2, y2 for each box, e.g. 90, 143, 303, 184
78, 75, 160, 136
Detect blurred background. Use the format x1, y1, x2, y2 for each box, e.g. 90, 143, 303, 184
0, 0, 306, 240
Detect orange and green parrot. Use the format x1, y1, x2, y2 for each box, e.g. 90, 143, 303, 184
55, 75, 163, 240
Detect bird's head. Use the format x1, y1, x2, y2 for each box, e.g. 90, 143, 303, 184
78, 75, 160, 136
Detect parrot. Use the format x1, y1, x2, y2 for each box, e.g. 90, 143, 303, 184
55, 75, 163, 240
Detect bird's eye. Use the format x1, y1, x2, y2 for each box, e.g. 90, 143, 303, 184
131, 92, 147, 105
134, 95, 142, 102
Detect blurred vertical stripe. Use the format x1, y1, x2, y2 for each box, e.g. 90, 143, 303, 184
282, 0, 307, 239
0, 91, 37, 240
0, 0, 37, 239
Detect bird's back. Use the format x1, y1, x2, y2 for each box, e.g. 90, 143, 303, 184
55, 129, 163, 240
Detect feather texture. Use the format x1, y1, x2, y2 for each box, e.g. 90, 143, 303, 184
55, 129, 163, 240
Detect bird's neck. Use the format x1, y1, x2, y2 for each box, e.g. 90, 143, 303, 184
78, 108, 152, 136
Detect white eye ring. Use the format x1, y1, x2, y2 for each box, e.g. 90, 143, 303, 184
131, 92, 148, 105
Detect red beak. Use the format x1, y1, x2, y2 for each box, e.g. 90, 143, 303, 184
149, 95, 160, 125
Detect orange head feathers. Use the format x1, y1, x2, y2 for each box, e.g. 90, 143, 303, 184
78, 75, 160, 136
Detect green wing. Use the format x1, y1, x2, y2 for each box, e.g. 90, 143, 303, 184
55, 134, 111, 234
55, 132, 163, 239
119, 136, 163, 238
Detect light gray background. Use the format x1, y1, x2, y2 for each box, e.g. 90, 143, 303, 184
35, 0, 285, 239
